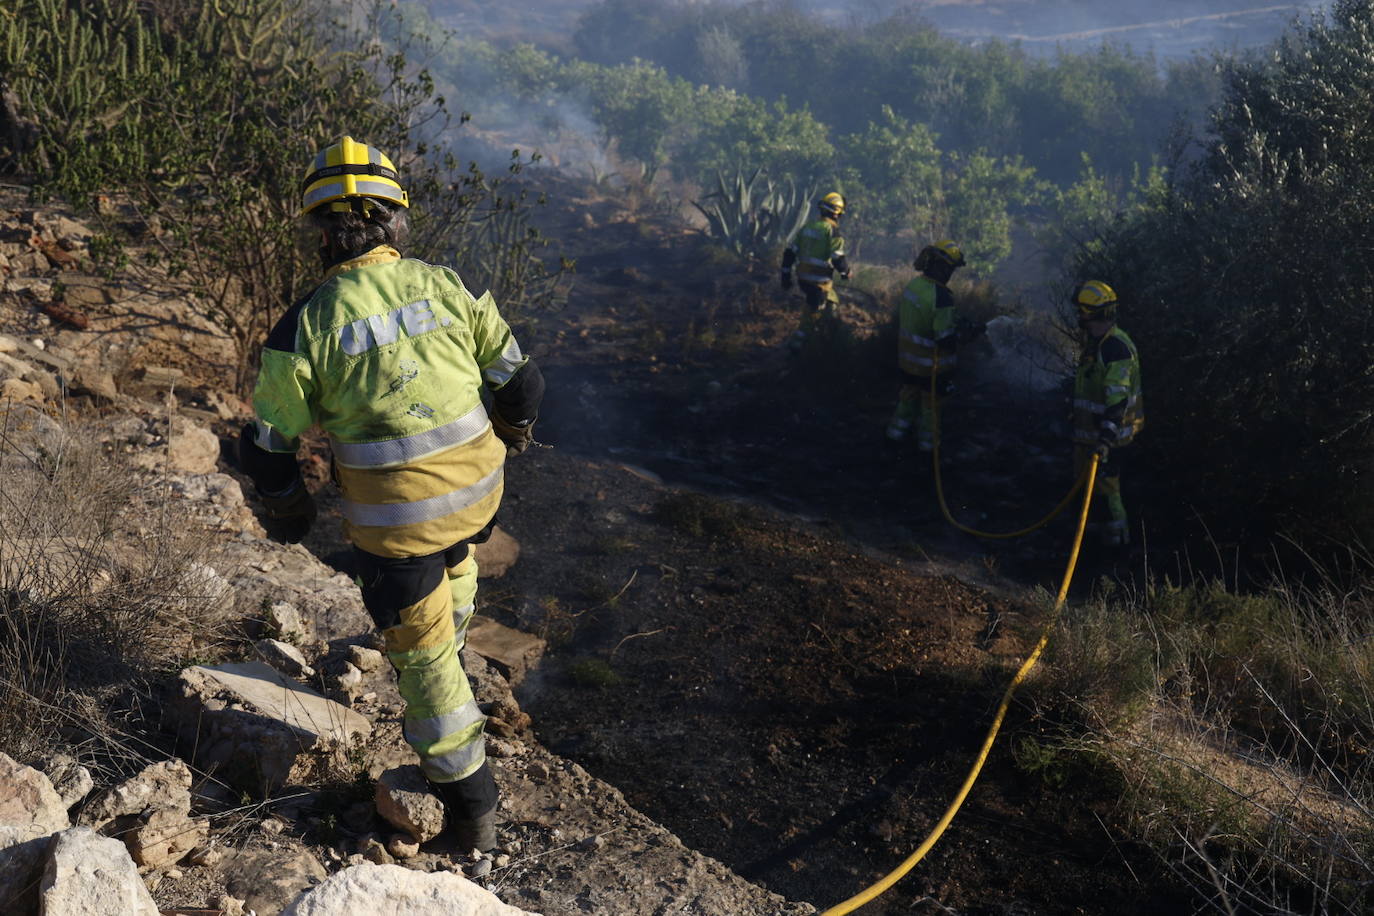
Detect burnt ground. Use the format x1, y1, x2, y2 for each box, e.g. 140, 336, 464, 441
452, 176, 1188, 913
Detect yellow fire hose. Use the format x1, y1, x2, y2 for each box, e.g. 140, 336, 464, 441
929, 367, 1086, 539
821, 452, 1099, 915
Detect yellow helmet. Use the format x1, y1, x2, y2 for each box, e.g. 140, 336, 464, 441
1073, 280, 1118, 319
915, 239, 966, 271
818, 191, 845, 218
301, 136, 409, 216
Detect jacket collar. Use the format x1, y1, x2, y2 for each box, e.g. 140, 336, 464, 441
324, 245, 401, 281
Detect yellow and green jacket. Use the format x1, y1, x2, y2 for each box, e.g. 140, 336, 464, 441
249, 246, 532, 557
786, 217, 846, 289
897, 274, 956, 378
1073, 325, 1144, 446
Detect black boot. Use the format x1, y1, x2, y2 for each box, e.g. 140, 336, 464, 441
430, 761, 499, 852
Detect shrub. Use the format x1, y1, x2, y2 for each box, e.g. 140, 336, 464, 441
1071, 0, 1374, 553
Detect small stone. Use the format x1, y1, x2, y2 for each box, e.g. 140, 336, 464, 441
29, 338, 44, 350
465, 856, 492, 878
336, 662, 363, 692
579, 834, 605, 851
215, 894, 247, 916
494, 854, 510, 868
165, 868, 182, 879
347, 644, 384, 672
386, 834, 420, 859
359, 836, 393, 866
261, 818, 284, 835
188, 844, 222, 867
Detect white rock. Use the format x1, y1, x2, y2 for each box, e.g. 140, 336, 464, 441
39, 827, 159, 916
169, 662, 370, 794
80, 760, 192, 830
281, 863, 538, 915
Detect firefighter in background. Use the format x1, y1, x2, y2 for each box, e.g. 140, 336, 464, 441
780, 191, 850, 352
886, 240, 966, 452
238, 137, 544, 852
1071, 280, 1144, 547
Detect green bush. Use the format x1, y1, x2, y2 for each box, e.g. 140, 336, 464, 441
1073, 0, 1374, 551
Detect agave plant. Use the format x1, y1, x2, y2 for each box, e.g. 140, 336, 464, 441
692, 166, 817, 260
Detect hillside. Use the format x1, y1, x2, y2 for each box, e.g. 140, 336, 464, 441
0, 179, 1188, 914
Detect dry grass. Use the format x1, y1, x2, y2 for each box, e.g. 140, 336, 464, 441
0, 403, 226, 769
1025, 574, 1374, 913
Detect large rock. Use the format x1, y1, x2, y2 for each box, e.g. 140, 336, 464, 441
0, 752, 69, 834
374, 766, 446, 844
168, 661, 371, 795
39, 827, 159, 916
222, 846, 328, 916
466, 616, 546, 687
474, 526, 520, 578
281, 863, 538, 915
80, 759, 208, 869
81, 759, 192, 828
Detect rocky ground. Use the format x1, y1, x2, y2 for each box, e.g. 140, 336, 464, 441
0, 180, 1190, 916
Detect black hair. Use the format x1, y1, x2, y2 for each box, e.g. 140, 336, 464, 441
309, 199, 409, 268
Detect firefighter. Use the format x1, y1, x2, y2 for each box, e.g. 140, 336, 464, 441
238, 137, 544, 851
780, 191, 850, 352
886, 240, 966, 452
1071, 280, 1143, 547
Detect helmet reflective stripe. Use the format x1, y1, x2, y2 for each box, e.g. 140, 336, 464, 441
302, 136, 409, 215
1074, 280, 1117, 308
931, 239, 965, 266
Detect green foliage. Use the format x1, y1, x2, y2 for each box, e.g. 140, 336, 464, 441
692, 167, 814, 260
943, 152, 1042, 272
836, 106, 942, 247
2, 0, 566, 390
570, 0, 1213, 184
1074, 0, 1374, 551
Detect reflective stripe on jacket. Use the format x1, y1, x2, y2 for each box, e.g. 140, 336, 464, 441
1073, 325, 1144, 446
897, 274, 957, 377
788, 218, 845, 288
251, 246, 521, 557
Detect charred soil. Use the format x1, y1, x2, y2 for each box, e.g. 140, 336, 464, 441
464, 176, 1188, 913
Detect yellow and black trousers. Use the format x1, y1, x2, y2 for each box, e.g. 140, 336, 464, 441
353, 529, 497, 817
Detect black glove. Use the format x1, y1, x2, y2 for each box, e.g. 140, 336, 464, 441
260, 480, 316, 544
491, 412, 536, 457
839, 270, 851, 281
1093, 432, 1114, 459
780, 271, 793, 291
